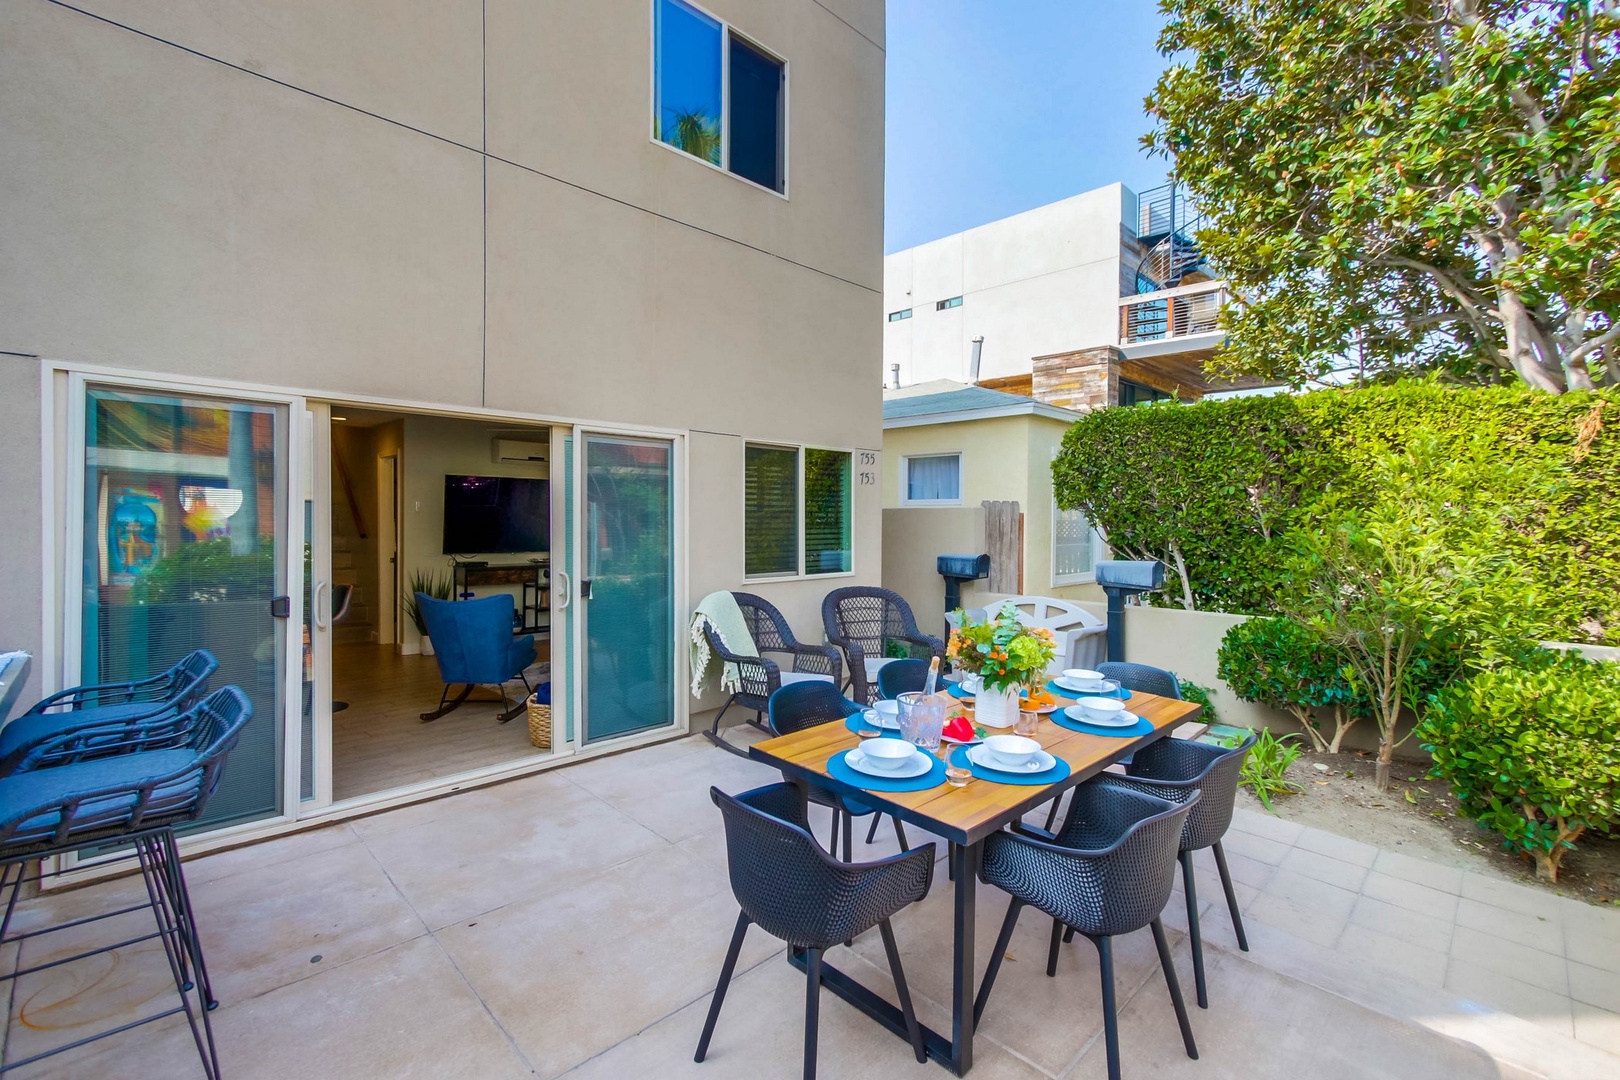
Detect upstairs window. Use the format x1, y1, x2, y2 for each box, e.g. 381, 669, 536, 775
936, 296, 963, 310
888, 309, 912, 322
654, 0, 786, 194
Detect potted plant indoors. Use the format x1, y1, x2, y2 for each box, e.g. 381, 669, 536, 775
947, 601, 1058, 727
402, 569, 453, 656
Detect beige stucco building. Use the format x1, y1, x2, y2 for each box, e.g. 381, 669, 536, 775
0, 0, 885, 852
879, 381, 1104, 634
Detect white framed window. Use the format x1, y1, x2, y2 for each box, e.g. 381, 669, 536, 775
900, 453, 962, 506
744, 444, 853, 578
652, 0, 787, 196
887, 309, 912, 322
936, 296, 962, 310
1053, 505, 1104, 585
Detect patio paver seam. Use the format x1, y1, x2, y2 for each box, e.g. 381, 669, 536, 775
424, 930, 544, 1077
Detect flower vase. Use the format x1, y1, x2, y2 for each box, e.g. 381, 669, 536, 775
976, 684, 1022, 728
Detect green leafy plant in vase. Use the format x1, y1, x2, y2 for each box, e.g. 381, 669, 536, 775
947, 601, 1057, 728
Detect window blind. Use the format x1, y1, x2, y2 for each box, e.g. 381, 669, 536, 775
745, 445, 798, 575
803, 449, 851, 575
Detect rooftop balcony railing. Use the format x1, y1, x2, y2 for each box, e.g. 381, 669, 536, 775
1119, 280, 1227, 346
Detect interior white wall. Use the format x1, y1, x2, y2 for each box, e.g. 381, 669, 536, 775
884, 183, 1133, 387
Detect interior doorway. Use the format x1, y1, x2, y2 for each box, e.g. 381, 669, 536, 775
321, 406, 557, 801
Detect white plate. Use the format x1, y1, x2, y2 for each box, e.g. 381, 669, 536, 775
1063, 706, 1139, 728
966, 745, 1058, 775
862, 708, 901, 731
1055, 676, 1108, 693
845, 746, 932, 779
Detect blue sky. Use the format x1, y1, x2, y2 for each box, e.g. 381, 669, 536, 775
885, 1, 1172, 253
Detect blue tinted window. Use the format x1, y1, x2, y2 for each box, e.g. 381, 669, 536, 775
888, 309, 912, 322
655, 0, 722, 165
936, 296, 963, 310
728, 36, 784, 192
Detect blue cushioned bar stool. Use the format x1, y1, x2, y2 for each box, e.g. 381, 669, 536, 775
1094, 731, 1257, 1008
767, 682, 909, 856
416, 594, 537, 722
974, 782, 1201, 1080
0, 686, 251, 1079
696, 783, 934, 1080
0, 650, 217, 775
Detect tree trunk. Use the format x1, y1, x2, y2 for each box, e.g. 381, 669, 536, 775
1498, 286, 1568, 393
1168, 542, 1196, 611
1291, 706, 1330, 752
1374, 738, 1394, 792
1533, 849, 1560, 883
1326, 705, 1355, 755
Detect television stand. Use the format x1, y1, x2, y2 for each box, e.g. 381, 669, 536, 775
452, 558, 549, 634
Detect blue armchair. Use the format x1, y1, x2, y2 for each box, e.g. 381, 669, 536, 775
416, 594, 537, 722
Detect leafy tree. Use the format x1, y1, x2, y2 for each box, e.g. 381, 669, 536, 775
1148, 0, 1620, 391
1278, 436, 1557, 789
1217, 617, 1365, 753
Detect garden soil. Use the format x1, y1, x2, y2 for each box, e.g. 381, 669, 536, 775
1236, 747, 1620, 909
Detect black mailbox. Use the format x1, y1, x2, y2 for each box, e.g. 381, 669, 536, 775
936, 553, 991, 638
1093, 560, 1166, 663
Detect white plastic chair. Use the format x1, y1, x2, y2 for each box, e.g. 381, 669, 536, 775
946, 596, 1106, 677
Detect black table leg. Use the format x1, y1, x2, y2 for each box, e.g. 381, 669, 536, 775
950, 839, 978, 1075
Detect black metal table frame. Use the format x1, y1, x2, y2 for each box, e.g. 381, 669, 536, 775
752, 724, 1174, 1076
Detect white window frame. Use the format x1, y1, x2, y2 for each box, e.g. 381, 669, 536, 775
899, 451, 963, 507
649, 0, 791, 200
743, 441, 857, 581
1052, 502, 1104, 586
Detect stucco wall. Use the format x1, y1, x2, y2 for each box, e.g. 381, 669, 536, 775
883, 184, 1134, 387
0, 0, 888, 723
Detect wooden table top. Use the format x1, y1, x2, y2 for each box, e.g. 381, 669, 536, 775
749, 688, 1203, 846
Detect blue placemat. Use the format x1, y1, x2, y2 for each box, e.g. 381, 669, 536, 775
826, 749, 947, 793
948, 683, 1029, 700
845, 714, 903, 739
1045, 681, 1131, 701
1051, 707, 1154, 739
949, 746, 1072, 786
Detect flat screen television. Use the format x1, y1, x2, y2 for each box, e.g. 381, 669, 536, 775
442, 475, 548, 555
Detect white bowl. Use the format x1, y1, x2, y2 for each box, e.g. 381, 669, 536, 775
959, 674, 983, 695
860, 739, 917, 772
872, 700, 900, 718
982, 734, 1041, 770
1075, 696, 1127, 722
1062, 668, 1107, 690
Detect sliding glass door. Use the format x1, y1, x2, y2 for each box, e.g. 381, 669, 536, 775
580, 434, 676, 744
78, 385, 290, 830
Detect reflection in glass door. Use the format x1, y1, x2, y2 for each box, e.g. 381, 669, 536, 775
581, 435, 675, 744
80, 386, 288, 830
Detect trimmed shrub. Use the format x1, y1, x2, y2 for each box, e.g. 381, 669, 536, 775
1052, 381, 1620, 644
1419, 651, 1620, 882
1216, 617, 1363, 754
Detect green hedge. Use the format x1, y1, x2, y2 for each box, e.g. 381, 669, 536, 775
1051, 382, 1619, 644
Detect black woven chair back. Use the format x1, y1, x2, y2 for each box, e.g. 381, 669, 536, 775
1097, 661, 1181, 699
767, 681, 861, 736
982, 782, 1198, 938
1105, 732, 1255, 852
711, 783, 934, 950
734, 593, 795, 653
822, 587, 922, 657
876, 659, 929, 699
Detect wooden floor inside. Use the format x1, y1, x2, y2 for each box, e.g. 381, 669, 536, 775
332, 643, 552, 802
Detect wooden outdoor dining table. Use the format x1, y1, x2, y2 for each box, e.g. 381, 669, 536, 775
748, 687, 1204, 1076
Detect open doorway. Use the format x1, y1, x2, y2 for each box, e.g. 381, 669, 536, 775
324, 406, 555, 801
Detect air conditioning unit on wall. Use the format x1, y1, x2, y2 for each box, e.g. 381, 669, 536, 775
492, 439, 547, 464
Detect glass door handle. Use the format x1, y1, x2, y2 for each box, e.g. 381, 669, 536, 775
556, 571, 571, 610
313, 579, 330, 630
579, 579, 593, 600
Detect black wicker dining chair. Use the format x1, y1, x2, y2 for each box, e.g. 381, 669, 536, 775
975, 782, 1201, 1080
1097, 661, 1182, 700
696, 783, 934, 1080
767, 681, 910, 855
1093, 731, 1256, 1008
701, 593, 843, 755
821, 587, 944, 704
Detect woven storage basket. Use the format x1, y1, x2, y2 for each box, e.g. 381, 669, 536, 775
526, 693, 552, 750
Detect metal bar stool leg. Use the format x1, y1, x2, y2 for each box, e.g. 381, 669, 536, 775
1180, 849, 1207, 1008
878, 918, 925, 1063
1211, 840, 1249, 951
134, 835, 220, 1080
1151, 916, 1198, 1060
161, 829, 220, 1010
694, 911, 750, 1063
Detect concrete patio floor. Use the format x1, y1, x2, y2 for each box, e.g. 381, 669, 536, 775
3, 730, 1619, 1079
